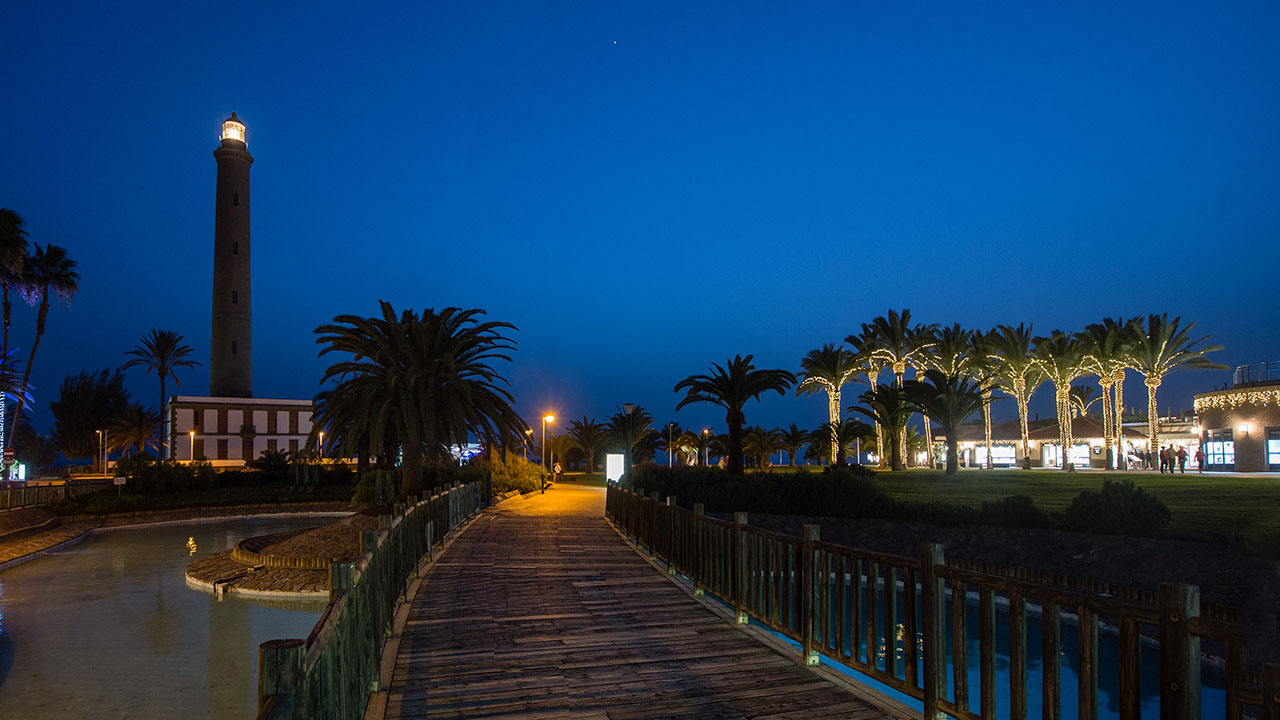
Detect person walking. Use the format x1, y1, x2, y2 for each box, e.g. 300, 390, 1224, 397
1176, 446, 1188, 474
1159, 447, 1168, 473
1195, 447, 1206, 473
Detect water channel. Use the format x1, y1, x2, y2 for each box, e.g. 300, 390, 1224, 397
0, 515, 333, 718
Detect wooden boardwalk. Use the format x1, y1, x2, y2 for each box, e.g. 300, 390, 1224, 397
376, 483, 890, 719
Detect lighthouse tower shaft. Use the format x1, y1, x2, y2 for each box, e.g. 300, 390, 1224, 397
210, 113, 253, 398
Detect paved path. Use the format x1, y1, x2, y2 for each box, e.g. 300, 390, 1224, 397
379, 483, 888, 719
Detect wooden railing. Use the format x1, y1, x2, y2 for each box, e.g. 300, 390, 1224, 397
0, 480, 112, 510
606, 485, 1280, 720
255, 480, 486, 720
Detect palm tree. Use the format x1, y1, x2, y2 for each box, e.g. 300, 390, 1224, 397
606, 404, 654, 474
0, 210, 29, 456
809, 419, 874, 466
779, 423, 808, 465
904, 370, 985, 475
314, 301, 526, 497
1032, 330, 1088, 471
846, 328, 887, 466
849, 384, 913, 471
966, 329, 1001, 469
864, 309, 937, 468
796, 343, 859, 462
1126, 314, 1226, 457
8, 244, 78, 446
107, 403, 161, 457
1068, 385, 1102, 418
1088, 316, 1140, 468
122, 329, 201, 459
565, 416, 609, 473
743, 426, 784, 467
990, 323, 1044, 469
674, 354, 796, 475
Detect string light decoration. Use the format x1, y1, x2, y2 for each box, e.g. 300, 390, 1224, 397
1194, 387, 1280, 412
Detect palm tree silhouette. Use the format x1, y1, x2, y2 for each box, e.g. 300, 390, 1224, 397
779, 423, 808, 466
565, 416, 609, 473
674, 354, 795, 475
107, 402, 161, 457
1125, 314, 1225, 457
905, 370, 985, 475
123, 329, 201, 459
9, 243, 78, 446
849, 384, 913, 471
1032, 330, 1088, 471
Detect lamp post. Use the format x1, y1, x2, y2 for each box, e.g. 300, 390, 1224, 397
541, 414, 555, 470
97, 429, 105, 477
189, 430, 196, 463
668, 422, 676, 467
524, 428, 533, 461
703, 429, 710, 466
622, 404, 634, 479
318, 431, 324, 459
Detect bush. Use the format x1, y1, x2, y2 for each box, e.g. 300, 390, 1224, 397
353, 469, 398, 506
1064, 480, 1171, 536
629, 465, 897, 519
490, 451, 545, 494
981, 495, 1050, 528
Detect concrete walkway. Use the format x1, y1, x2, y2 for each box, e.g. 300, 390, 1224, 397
375, 484, 890, 719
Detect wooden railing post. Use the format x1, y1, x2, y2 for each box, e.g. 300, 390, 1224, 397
666, 496, 678, 575
329, 560, 354, 601
360, 529, 378, 556
1263, 663, 1280, 720
692, 503, 705, 596
921, 542, 946, 720
1159, 583, 1201, 720
801, 524, 820, 666
258, 638, 305, 713
733, 512, 749, 624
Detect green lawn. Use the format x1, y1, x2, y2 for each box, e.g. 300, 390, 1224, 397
871, 469, 1280, 557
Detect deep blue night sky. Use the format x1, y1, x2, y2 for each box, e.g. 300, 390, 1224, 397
2, 1, 1277, 437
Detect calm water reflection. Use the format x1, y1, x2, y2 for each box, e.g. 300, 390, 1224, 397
0, 516, 333, 718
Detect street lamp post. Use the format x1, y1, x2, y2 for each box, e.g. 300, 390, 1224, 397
189, 430, 196, 463
622, 404, 634, 479
318, 430, 324, 459
97, 429, 105, 477
703, 429, 710, 466
524, 428, 533, 461
541, 414, 555, 470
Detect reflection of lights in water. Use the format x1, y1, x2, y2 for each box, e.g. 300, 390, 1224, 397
186, 537, 197, 556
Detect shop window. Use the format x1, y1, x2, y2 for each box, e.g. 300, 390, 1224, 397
1205, 429, 1235, 470
1268, 428, 1280, 471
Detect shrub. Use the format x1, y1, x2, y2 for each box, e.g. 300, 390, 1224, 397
1064, 480, 1171, 536
981, 495, 1050, 528
490, 451, 545, 494
353, 469, 398, 506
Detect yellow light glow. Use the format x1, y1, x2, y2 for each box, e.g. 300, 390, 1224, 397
543, 415, 555, 424
221, 112, 246, 144
1194, 387, 1280, 412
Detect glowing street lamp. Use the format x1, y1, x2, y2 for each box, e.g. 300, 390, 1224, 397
189, 430, 196, 462
542, 414, 555, 470
96, 429, 105, 477
703, 429, 710, 466
524, 428, 533, 461
318, 431, 325, 459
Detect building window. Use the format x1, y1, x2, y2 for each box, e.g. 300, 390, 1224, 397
232, 242, 238, 255
231, 340, 237, 355
1205, 429, 1235, 470
233, 193, 239, 206
231, 291, 238, 304
1268, 428, 1280, 471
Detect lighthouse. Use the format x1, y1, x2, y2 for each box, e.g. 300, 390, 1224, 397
209, 112, 253, 398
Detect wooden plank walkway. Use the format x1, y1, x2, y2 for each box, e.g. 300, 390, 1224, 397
377, 483, 890, 719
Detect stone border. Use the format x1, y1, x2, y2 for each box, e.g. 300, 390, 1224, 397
184, 565, 332, 600
231, 530, 335, 570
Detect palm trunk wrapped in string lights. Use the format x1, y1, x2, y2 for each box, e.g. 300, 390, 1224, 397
1113, 369, 1127, 468
1099, 377, 1114, 468
981, 388, 993, 468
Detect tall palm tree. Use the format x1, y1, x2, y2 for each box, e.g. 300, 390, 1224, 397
904, 370, 985, 476
743, 426, 785, 467
849, 384, 913, 471
1081, 319, 1136, 469
990, 323, 1044, 469
8, 244, 79, 447
846, 328, 887, 466
864, 309, 937, 468
674, 355, 796, 475
565, 416, 609, 473
796, 343, 860, 462
314, 301, 526, 497
107, 403, 161, 457
779, 423, 808, 465
122, 329, 201, 459
0, 210, 29, 455
966, 329, 1001, 469
1032, 330, 1088, 471
1126, 314, 1226, 457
